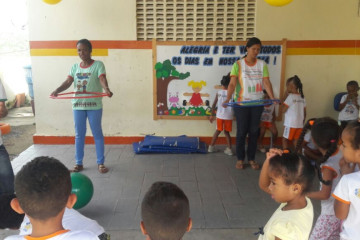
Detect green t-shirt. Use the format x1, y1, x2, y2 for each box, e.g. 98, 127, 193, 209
69, 60, 105, 110
230, 59, 269, 101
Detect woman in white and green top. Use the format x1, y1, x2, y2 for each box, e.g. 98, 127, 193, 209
51, 39, 113, 173
224, 37, 275, 170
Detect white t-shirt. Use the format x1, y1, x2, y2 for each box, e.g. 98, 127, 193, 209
5, 230, 99, 240
338, 94, 360, 121
319, 150, 342, 215
19, 208, 104, 236
258, 197, 313, 240
332, 171, 360, 240
230, 59, 269, 101
215, 89, 233, 120
261, 104, 275, 123
304, 131, 317, 150
283, 93, 306, 128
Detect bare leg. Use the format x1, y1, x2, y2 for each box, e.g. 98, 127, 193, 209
282, 137, 290, 150
257, 126, 266, 148
269, 125, 278, 147
210, 130, 221, 146
224, 131, 232, 149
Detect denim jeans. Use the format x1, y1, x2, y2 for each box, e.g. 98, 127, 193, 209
73, 109, 104, 165
0, 144, 14, 194
233, 106, 264, 161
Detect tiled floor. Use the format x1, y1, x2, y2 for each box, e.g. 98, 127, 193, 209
2, 144, 320, 240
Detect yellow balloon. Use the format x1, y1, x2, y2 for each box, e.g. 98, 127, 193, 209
42, 0, 62, 5
264, 0, 293, 7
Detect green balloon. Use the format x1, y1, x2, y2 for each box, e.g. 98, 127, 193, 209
71, 173, 94, 209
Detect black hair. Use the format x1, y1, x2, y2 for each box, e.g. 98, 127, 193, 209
15, 156, 71, 220
296, 117, 340, 185
141, 181, 190, 240
0, 193, 25, 229
243, 37, 262, 58
344, 120, 360, 150
246, 37, 262, 49
287, 75, 304, 98
295, 118, 317, 153
77, 39, 92, 52
269, 153, 315, 194
220, 72, 231, 87
347, 80, 359, 88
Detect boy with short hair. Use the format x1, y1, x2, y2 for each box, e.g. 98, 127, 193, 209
338, 80, 360, 130
140, 181, 192, 240
0, 195, 109, 239
5, 156, 99, 240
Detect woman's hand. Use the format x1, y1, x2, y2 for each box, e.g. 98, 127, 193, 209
222, 99, 230, 108
50, 90, 59, 97
105, 88, 113, 98
209, 116, 215, 123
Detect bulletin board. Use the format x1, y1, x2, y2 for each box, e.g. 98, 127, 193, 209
153, 39, 287, 120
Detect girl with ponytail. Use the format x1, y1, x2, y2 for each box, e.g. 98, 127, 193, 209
298, 117, 342, 239
282, 75, 306, 150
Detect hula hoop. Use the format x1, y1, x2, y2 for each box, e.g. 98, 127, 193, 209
224, 99, 281, 108
50, 92, 109, 99
0, 123, 11, 135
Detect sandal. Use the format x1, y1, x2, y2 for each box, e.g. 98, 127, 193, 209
71, 164, 83, 172
249, 161, 260, 170
98, 164, 109, 174
235, 160, 245, 170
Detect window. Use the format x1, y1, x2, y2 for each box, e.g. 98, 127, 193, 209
136, 0, 256, 41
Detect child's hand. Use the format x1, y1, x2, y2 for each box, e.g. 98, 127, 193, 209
265, 148, 283, 161
339, 157, 356, 175
209, 116, 215, 123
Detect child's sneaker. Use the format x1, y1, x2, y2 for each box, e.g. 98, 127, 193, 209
208, 145, 215, 153
224, 147, 233, 155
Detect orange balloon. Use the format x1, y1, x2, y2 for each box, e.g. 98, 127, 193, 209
42, 0, 62, 5
264, 0, 293, 7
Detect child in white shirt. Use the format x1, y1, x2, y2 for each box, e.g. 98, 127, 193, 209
338, 80, 360, 130
208, 73, 233, 155
5, 157, 99, 240
333, 120, 360, 240
258, 90, 278, 153
297, 117, 342, 239
282, 75, 306, 150
258, 149, 315, 240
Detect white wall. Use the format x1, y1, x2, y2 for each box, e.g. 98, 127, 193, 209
30, 0, 360, 137
257, 0, 360, 40
28, 0, 136, 40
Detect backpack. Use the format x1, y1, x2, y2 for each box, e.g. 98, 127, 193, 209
334, 92, 347, 111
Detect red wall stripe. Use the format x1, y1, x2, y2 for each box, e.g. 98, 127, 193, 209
30, 40, 360, 50
30, 41, 152, 49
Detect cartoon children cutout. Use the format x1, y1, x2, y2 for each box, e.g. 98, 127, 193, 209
183, 80, 209, 107
82, 80, 88, 92
76, 80, 82, 91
